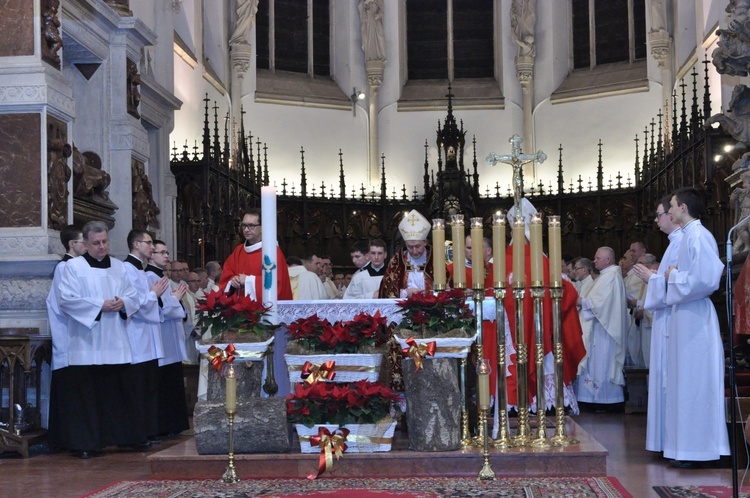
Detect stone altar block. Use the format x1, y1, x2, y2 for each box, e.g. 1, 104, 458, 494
402, 357, 461, 451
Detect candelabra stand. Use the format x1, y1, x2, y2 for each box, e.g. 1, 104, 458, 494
512, 287, 531, 445
222, 365, 240, 483
470, 288, 486, 447
530, 286, 550, 448
549, 287, 578, 446
460, 356, 471, 447
477, 408, 495, 480
491, 287, 514, 448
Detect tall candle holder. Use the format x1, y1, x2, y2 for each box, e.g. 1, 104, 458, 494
512, 216, 531, 445
451, 214, 466, 290
222, 363, 240, 483
432, 218, 447, 291
530, 285, 550, 448
460, 357, 471, 447
470, 288, 486, 448
547, 216, 577, 446
476, 359, 495, 481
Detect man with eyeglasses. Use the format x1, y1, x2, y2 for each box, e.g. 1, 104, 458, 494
218, 208, 293, 301
123, 229, 171, 447
53, 221, 140, 458
146, 240, 190, 438
46, 226, 86, 447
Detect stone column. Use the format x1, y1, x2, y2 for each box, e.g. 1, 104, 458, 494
511, 0, 537, 182
366, 60, 385, 187
649, 0, 672, 151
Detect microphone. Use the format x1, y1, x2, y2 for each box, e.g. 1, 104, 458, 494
727, 213, 750, 265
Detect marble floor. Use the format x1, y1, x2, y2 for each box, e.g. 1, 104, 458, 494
0, 411, 743, 498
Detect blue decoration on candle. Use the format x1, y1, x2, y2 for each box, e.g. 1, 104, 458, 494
263, 255, 276, 290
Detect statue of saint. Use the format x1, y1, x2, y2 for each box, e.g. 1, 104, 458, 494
359, 0, 386, 62
229, 0, 259, 46
510, 0, 536, 58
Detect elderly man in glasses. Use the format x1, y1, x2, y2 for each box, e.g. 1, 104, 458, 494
218, 208, 293, 301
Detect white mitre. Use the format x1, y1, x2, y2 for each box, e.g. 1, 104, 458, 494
506, 197, 537, 240
399, 209, 431, 241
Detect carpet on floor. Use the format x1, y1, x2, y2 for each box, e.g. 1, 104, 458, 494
653, 485, 750, 498
82, 476, 631, 498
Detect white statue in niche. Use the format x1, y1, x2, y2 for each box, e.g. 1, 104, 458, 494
229, 0, 259, 46
510, 0, 536, 58
359, 0, 386, 62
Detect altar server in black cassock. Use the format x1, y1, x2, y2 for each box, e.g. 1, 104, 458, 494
147, 239, 190, 437
55, 222, 140, 457
123, 229, 169, 444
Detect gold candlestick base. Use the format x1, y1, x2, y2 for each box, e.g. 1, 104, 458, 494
476, 407, 495, 481
222, 413, 240, 483
550, 407, 579, 446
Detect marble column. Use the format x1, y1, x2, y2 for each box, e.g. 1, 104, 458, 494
366, 60, 385, 187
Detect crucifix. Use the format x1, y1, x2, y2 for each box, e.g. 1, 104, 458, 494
486, 134, 546, 219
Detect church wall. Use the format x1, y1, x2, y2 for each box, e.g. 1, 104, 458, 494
167, 1, 746, 210
0, 113, 42, 228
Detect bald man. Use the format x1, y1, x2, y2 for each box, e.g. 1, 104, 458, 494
575, 246, 629, 411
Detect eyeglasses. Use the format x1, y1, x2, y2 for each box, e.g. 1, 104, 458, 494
152, 250, 169, 255
136, 240, 154, 245
185, 279, 201, 283
655, 212, 666, 219
240, 223, 261, 230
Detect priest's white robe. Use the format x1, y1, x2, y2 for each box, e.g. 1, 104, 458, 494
643, 227, 682, 453
59, 256, 139, 365
664, 219, 730, 461
576, 264, 628, 404
624, 269, 646, 367
343, 264, 385, 299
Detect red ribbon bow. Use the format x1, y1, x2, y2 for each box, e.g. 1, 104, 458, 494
301, 360, 336, 385
207, 343, 236, 372
307, 427, 349, 479
401, 337, 436, 372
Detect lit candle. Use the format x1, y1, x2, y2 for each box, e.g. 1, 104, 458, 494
451, 214, 466, 288
512, 216, 525, 288
432, 219, 446, 290
225, 364, 237, 415
470, 217, 484, 290
261, 186, 278, 320
492, 212, 506, 287
529, 213, 543, 286
477, 359, 492, 410
548, 216, 562, 287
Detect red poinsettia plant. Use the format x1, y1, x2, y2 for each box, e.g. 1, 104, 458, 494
395, 288, 474, 337
196, 289, 279, 340
287, 311, 388, 354
287, 379, 402, 428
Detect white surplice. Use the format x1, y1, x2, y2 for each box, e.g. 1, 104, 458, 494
576, 264, 629, 403
146, 269, 187, 366
663, 219, 730, 461
123, 256, 164, 364
58, 256, 139, 365
46, 255, 73, 370
643, 227, 682, 452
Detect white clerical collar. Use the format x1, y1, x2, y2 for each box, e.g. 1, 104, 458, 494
682, 218, 699, 231
243, 241, 262, 253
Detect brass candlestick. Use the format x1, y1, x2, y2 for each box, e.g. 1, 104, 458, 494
222, 364, 240, 483
492, 287, 514, 449
530, 286, 550, 448
476, 359, 495, 481
470, 288, 486, 447
549, 286, 578, 446
460, 357, 472, 447
512, 287, 531, 445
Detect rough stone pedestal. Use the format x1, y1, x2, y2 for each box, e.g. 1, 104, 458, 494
402, 357, 461, 451
206, 360, 262, 402
193, 397, 289, 454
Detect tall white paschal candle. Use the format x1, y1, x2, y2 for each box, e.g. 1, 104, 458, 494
261, 186, 278, 324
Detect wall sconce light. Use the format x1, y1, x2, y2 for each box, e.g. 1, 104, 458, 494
351, 87, 365, 116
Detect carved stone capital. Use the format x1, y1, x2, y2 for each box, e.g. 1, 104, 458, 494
515, 56, 534, 88
649, 30, 671, 68
365, 59, 386, 90
231, 43, 252, 77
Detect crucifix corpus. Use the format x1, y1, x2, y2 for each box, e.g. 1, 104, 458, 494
486, 134, 546, 220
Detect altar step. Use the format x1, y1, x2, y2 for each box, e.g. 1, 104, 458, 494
148, 417, 607, 478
